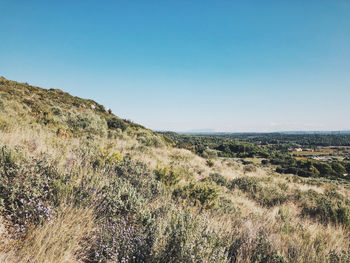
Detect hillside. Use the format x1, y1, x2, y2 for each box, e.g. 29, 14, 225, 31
1, 77, 350, 262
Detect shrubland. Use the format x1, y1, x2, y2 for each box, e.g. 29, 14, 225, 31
1, 77, 350, 262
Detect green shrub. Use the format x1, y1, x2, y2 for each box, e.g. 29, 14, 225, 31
67, 110, 107, 136
206, 159, 215, 167
297, 189, 350, 228
243, 164, 257, 173
173, 182, 219, 208
309, 165, 320, 176
276, 207, 295, 235
154, 210, 227, 263
92, 215, 152, 262
231, 177, 288, 207
115, 157, 162, 200
107, 129, 124, 139
231, 177, 260, 193
106, 117, 128, 131
0, 116, 11, 132
75, 156, 161, 215
332, 162, 346, 175
0, 147, 61, 236
226, 231, 287, 263
155, 166, 183, 187
91, 158, 162, 262
254, 185, 289, 207
92, 147, 123, 168
251, 233, 287, 263
96, 178, 146, 219
95, 158, 162, 219
214, 197, 238, 215
209, 173, 230, 188
137, 131, 166, 147
51, 106, 62, 116
203, 148, 218, 159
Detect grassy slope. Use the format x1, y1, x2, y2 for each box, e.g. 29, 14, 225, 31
0, 77, 350, 262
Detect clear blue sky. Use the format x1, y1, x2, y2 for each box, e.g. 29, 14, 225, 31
1, 0, 349, 132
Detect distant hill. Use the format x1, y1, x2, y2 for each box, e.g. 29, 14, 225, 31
178, 128, 217, 134
279, 130, 350, 135
179, 130, 350, 136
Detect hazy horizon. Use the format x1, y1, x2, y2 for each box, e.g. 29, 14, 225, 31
1, 1, 349, 132
157, 128, 350, 133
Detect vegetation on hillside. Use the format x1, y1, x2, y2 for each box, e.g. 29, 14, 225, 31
1, 77, 350, 262
162, 132, 350, 180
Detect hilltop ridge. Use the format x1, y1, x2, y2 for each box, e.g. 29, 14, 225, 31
0, 76, 150, 134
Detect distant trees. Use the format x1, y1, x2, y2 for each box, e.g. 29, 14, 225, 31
160, 132, 350, 181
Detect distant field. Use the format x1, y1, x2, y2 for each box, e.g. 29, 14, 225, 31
291, 150, 333, 156
243, 157, 264, 164
294, 156, 309, 161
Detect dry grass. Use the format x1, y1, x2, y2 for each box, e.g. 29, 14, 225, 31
2, 117, 350, 261
0, 206, 95, 263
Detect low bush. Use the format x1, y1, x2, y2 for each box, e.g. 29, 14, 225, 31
95, 160, 158, 220
153, 210, 227, 263
214, 197, 238, 215
106, 117, 128, 131
206, 159, 215, 167
67, 110, 107, 136
173, 182, 219, 208
297, 189, 350, 228
90, 159, 160, 262
137, 131, 166, 148
91, 216, 152, 262
231, 177, 288, 207
226, 231, 287, 263
92, 147, 123, 169
115, 158, 162, 200
154, 166, 184, 187
96, 179, 143, 218
0, 116, 11, 132
0, 147, 61, 236
209, 173, 230, 188
231, 177, 260, 193
250, 233, 287, 263
254, 185, 289, 207
51, 106, 62, 116
243, 164, 257, 173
